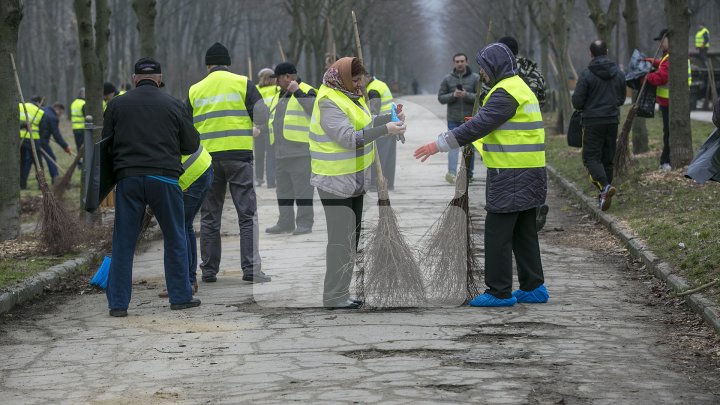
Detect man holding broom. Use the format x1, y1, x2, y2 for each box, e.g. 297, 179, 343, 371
415, 43, 549, 307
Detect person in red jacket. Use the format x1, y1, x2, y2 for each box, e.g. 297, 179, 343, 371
645, 29, 672, 171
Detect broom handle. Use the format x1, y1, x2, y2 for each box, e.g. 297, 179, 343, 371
10, 54, 45, 179
38, 148, 67, 173
277, 40, 286, 62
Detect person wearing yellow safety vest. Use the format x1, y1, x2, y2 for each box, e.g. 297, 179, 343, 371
646, 28, 692, 171
70, 87, 86, 154
19, 96, 47, 189
254, 68, 279, 188
415, 43, 549, 307
186, 42, 271, 284
103, 82, 119, 111
40, 102, 73, 184
365, 73, 398, 190
311, 57, 407, 309
696, 23, 710, 63
265, 62, 317, 236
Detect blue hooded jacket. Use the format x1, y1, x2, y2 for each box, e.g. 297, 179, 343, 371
438, 43, 547, 213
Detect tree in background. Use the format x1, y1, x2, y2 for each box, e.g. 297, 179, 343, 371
624, 0, 650, 154
0, 0, 23, 241
132, 0, 156, 59
666, 0, 694, 167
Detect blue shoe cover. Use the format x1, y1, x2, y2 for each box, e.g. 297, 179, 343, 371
512, 284, 549, 303
468, 293, 517, 307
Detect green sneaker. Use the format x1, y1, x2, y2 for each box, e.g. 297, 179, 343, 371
445, 172, 456, 184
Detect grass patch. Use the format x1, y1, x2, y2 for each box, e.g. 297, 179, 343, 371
0, 256, 68, 290
546, 106, 720, 302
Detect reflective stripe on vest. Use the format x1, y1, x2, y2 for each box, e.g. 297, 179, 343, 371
189, 70, 253, 153
656, 55, 692, 99
365, 78, 393, 114
19, 103, 44, 140
279, 81, 315, 143
308, 85, 374, 176
696, 27, 710, 48
70, 98, 86, 130
473, 75, 545, 169
258, 85, 280, 145
179, 145, 212, 191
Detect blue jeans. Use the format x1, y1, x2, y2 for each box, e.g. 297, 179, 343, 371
20, 140, 40, 188
40, 142, 59, 180
107, 176, 191, 309
184, 167, 213, 285
446, 121, 475, 176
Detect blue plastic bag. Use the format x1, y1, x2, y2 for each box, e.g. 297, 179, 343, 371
90, 256, 111, 289
390, 103, 400, 122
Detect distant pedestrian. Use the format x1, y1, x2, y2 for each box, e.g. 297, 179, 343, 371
103, 82, 119, 110
40, 102, 73, 185
265, 62, 317, 236
188, 42, 271, 284
437, 53, 479, 184
255, 68, 279, 188
70, 87, 86, 153
412, 78, 419, 95
366, 73, 398, 190
103, 57, 201, 317
416, 43, 548, 307
695, 23, 710, 63
19, 96, 47, 189
572, 40, 626, 211
310, 57, 407, 309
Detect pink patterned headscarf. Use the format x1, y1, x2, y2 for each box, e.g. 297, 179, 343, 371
322, 57, 361, 100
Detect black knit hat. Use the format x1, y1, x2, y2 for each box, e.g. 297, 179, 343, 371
271, 62, 297, 77
103, 82, 117, 96
205, 42, 231, 66
498, 36, 519, 56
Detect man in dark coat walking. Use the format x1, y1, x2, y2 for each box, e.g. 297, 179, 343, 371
416, 43, 549, 307
572, 40, 626, 211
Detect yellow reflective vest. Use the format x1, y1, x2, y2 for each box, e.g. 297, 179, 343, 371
309, 85, 374, 176
696, 27, 710, 48
655, 54, 692, 100
257, 85, 280, 144
70, 98, 86, 131
472, 75, 545, 169
365, 78, 393, 114
188, 70, 254, 153
272, 81, 316, 144
179, 145, 212, 191
19, 102, 44, 140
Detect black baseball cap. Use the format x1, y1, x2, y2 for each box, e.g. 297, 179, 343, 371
134, 57, 162, 74
272, 62, 297, 77
654, 28, 669, 41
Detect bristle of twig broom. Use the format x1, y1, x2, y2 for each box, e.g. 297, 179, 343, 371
54, 144, 84, 199
420, 146, 483, 305
11, 54, 78, 255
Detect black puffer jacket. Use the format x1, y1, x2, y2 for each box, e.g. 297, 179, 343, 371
572, 55, 626, 126
444, 43, 546, 213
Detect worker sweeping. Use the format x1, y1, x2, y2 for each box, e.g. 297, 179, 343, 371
414, 43, 549, 307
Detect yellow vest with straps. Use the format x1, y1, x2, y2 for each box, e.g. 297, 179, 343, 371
472, 75, 545, 169
70, 98, 86, 131
655, 54, 692, 99
309, 85, 374, 176
188, 70, 254, 153
19, 102, 44, 140
696, 27, 710, 48
272, 81, 315, 144
365, 78, 393, 114
257, 85, 280, 144
179, 144, 212, 191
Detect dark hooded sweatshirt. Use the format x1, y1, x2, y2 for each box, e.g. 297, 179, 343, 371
441, 43, 547, 213
571, 55, 626, 126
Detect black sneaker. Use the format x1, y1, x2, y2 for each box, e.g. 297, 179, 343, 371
536, 204, 549, 231
265, 224, 294, 234
109, 308, 128, 317
202, 275, 217, 282
600, 185, 616, 211
170, 298, 201, 310
242, 272, 272, 283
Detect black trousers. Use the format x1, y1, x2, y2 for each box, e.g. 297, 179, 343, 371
581, 123, 617, 190
275, 156, 314, 229
484, 208, 544, 299
318, 189, 363, 306
660, 105, 670, 165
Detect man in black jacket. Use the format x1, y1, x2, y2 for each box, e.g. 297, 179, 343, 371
572, 40, 626, 211
102, 57, 201, 317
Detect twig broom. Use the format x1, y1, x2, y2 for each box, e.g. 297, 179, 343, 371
351, 10, 426, 308
11, 54, 78, 254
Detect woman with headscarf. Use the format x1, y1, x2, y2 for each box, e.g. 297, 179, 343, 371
309, 57, 407, 309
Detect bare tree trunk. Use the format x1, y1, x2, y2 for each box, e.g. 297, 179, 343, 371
0, 0, 23, 241
624, 0, 649, 154
666, 0, 694, 167
132, 0, 157, 58
586, 0, 620, 49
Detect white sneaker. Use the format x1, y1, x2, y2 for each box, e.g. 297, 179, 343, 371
660, 163, 671, 172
